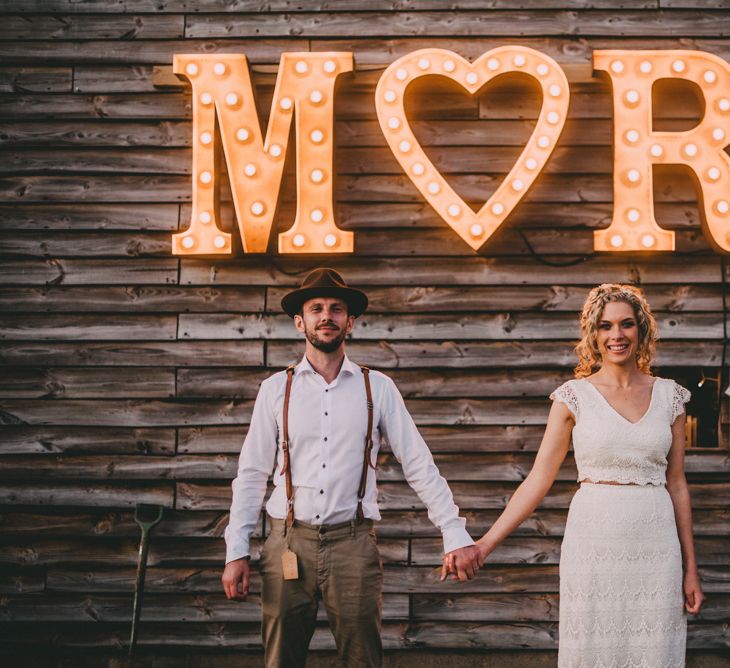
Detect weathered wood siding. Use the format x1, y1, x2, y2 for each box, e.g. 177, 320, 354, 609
1, 0, 729, 659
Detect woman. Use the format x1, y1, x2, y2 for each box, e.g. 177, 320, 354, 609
443, 283, 704, 666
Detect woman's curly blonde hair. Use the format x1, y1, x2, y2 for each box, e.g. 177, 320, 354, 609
574, 283, 659, 378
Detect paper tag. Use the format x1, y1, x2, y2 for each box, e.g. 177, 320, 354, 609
282, 549, 299, 580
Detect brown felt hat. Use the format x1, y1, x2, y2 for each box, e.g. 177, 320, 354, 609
281, 268, 368, 318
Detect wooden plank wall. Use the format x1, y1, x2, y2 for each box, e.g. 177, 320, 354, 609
1, 0, 730, 661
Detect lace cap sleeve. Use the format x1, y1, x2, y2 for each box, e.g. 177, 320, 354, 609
671, 380, 691, 423
550, 381, 579, 419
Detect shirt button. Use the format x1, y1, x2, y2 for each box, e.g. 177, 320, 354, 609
324, 412, 328, 416
320, 489, 324, 494
324, 437, 328, 442
322, 464, 326, 469
316, 514, 320, 519
325, 389, 328, 393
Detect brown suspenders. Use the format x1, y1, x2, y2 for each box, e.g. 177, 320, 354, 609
280, 363, 375, 530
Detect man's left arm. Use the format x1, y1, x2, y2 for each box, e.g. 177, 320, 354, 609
379, 377, 482, 580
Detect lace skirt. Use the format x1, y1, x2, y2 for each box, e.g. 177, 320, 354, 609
559, 483, 686, 668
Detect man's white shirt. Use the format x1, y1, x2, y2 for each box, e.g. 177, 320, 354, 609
225, 354, 474, 563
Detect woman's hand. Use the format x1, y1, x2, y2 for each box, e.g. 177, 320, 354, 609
683, 568, 704, 615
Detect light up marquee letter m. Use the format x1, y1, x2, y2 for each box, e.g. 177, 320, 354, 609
172, 52, 353, 255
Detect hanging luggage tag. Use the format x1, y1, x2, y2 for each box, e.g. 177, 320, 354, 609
281, 548, 299, 580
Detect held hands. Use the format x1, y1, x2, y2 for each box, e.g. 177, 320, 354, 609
683, 568, 705, 615
440, 544, 486, 582
221, 556, 250, 601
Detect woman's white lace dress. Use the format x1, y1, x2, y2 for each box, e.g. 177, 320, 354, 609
550, 377, 690, 668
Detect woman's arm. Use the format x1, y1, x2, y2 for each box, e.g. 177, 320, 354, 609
455, 401, 573, 573
666, 411, 705, 615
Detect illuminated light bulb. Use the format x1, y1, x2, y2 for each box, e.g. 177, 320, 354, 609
310, 209, 324, 223
513, 54, 526, 67
244, 163, 257, 177
707, 167, 721, 181
491, 202, 505, 216
412, 162, 425, 176
427, 181, 440, 194
443, 59, 456, 72
225, 93, 239, 107
295, 60, 308, 74
199, 171, 212, 184
269, 144, 282, 157
447, 204, 461, 217
310, 129, 324, 143
199, 211, 212, 224
470, 223, 484, 237
683, 142, 698, 157
251, 201, 265, 216
185, 63, 199, 76
323, 60, 336, 73
610, 234, 624, 248
512, 179, 524, 191
672, 59, 686, 73
396, 68, 408, 81
466, 72, 478, 85
627, 169, 641, 183
536, 63, 549, 76
182, 236, 195, 249
418, 58, 430, 71
712, 128, 726, 142
213, 62, 226, 76
704, 70, 717, 84
487, 58, 500, 71
200, 92, 213, 105
310, 90, 323, 104
279, 97, 293, 110
549, 84, 561, 97
388, 117, 401, 130
200, 131, 212, 145
398, 140, 411, 153
384, 90, 397, 103
627, 208, 640, 222
324, 234, 337, 247
310, 169, 324, 183
525, 157, 538, 170
537, 135, 550, 148
610, 60, 625, 74
718, 98, 730, 112
214, 235, 226, 249
547, 111, 560, 124
293, 234, 306, 247
639, 60, 652, 74
236, 128, 250, 142
641, 234, 655, 248
716, 200, 730, 214
650, 143, 663, 158
625, 129, 640, 144
624, 89, 640, 105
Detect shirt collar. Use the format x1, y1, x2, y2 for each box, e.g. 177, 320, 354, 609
296, 353, 357, 380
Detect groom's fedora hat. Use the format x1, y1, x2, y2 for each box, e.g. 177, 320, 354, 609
281, 268, 368, 318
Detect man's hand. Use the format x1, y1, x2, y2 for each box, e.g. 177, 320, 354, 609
440, 544, 484, 582
222, 557, 250, 601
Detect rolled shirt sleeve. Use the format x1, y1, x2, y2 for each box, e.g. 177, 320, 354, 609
379, 376, 474, 554
224, 377, 278, 563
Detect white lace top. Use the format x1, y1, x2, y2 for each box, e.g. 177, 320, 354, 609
550, 377, 691, 485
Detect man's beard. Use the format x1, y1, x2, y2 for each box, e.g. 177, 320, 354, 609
304, 322, 348, 353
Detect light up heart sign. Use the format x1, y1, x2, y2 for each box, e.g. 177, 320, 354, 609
375, 47, 570, 251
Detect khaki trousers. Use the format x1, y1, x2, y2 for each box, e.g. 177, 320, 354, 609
260, 517, 383, 668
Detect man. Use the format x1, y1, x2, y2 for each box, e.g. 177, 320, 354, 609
222, 268, 481, 667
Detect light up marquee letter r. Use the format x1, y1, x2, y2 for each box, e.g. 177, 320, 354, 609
595, 50, 730, 252
172, 52, 353, 255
